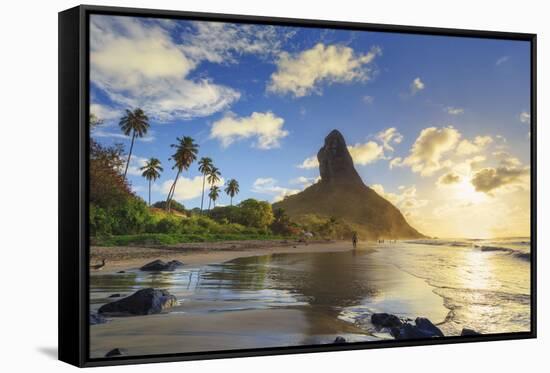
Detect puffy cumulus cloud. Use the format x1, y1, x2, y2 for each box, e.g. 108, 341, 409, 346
210, 112, 288, 149
91, 16, 293, 121
297, 155, 319, 169
252, 178, 300, 202
90, 102, 122, 122
159, 175, 224, 201
410, 77, 425, 95
389, 157, 403, 170
437, 172, 461, 186
289, 176, 320, 187
399, 126, 461, 176
520, 111, 531, 124
471, 166, 529, 195
371, 184, 427, 210
120, 155, 148, 176
347, 141, 385, 166
376, 127, 403, 151
445, 106, 464, 115
456, 135, 493, 155
267, 43, 381, 97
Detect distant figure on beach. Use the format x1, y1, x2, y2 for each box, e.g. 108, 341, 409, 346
352, 232, 358, 248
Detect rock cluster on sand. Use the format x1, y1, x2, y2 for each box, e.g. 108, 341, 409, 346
334, 336, 347, 344
140, 259, 184, 271
98, 288, 178, 316
371, 313, 444, 339
461, 328, 481, 336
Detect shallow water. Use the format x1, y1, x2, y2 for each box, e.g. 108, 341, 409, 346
90, 238, 531, 343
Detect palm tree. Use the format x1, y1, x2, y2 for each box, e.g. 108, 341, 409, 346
208, 186, 221, 209
140, 158, 163, 206
224, 179, 240, 206
119, 108, 150, 180
206, 166, 221, 211
165, 136, 199, 212
198, 157, 213, 214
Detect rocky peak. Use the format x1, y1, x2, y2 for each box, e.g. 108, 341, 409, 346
317, 130, 363, 185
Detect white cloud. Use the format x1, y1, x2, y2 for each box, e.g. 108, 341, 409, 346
90, 103, 121, 122
389, 157, 403, 170
471, 166, 529, 195
496, 56, 509, 66
289, 176, 319, 186
267, 43, 381, 97
398, 126, 460, 176
362, 95, 374, 104
437, 172, 461, 186
410, 77, 425, 95
297, 155, 319, 169
252, 178, 300, 202
445, 106, 464, 115
456, 135, 493, 155
347, 141, 385, 165
123, 155, 148, 176
371, 184, 427, 210
210, 111, 288, 149
376, 127, 403, 151
520, 111, 531, 124
160, 175, 224, 201
91, 15, 270, 121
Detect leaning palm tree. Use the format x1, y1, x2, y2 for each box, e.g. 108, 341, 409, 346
206, 166, 221, 211
119, 108, 150, 180
165, 136, 199, 212
140, 158, 163, 206
224, 179, 240, 206
208, 186, 221, 209
198, 157, 213, 214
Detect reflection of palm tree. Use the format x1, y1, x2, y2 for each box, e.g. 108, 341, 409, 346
209, 186, 221, 209
165, 137, 199, 212
119, 108, 149, 180
206, 166, 221, 211
140, 158, 163, 206
198, 157, 213, 214
224, 179, 240, 206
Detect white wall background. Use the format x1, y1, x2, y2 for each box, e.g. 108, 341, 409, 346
0, 0, 546, 371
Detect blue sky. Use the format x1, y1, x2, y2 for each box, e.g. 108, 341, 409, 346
90, 15, 531, 238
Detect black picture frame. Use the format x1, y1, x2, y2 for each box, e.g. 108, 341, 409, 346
58, 4, 537, 368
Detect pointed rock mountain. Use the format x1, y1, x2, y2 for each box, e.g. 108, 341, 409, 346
274, 130, 424, 239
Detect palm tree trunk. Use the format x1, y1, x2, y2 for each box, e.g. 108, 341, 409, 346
200, 174, 206, 214
123, 130, 136, 180
230, 196, 233, 206
148, 179, 151, 206
208, 194, 212, 211
166, 169, 181, 212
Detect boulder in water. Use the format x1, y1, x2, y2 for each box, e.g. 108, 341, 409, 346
98, 288, 178, 316
371, 313, 403, 328
461, 328, 481, 336
334, 336, 347, 344
140, 259, 184, 271
390, 317, 444, 339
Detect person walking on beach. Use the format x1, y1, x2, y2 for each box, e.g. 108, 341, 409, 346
352, 232, 358, 248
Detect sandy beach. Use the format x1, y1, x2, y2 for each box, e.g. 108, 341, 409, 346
90, 239, 360, 272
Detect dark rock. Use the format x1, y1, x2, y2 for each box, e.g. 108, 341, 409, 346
334, 336, 347, 344
98, 288, 178, 316
371, 313, 403, 328
415, 317, 444, 337
390, 317, 444, 340
117, 270, 126, 273
140, 259, 184, 271
90, 312, 107, 325
105, 348, 126, 357
108, 293, 121, 298
317, 130, 363, 185
461, 328, 481, 336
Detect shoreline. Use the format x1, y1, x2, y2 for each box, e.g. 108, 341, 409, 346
90, 239, 368, 273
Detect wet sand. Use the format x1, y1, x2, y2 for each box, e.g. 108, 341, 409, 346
90, 240, 364, 273
90, 305, 375, 357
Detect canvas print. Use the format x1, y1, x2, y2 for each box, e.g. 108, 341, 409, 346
88, 14, 532, 359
